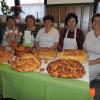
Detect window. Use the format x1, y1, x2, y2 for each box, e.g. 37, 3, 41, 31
20, 0, 45, 22
20, 0, 44, 4
0, 0, 45, 23
97, 2, 100, 13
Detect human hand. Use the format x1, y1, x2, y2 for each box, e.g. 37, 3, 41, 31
9, 30, 13, 38
15, 32, 22, 39
9, 40, 17, 50
89, 58, 100, 65
89, 60, 97, 65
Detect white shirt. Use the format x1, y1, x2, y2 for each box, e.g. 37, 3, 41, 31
36, 27, 60, 48
84, 30, 100, 60
84, 30, 100, 81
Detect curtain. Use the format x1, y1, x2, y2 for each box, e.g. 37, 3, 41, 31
20, 3, 45, 23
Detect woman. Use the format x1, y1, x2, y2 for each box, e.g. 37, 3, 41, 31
35, 15, 60, 50
58, 13, 84, 51
84, 13, 100, 81
1, 15, 22, 51
21, 15, 39, 47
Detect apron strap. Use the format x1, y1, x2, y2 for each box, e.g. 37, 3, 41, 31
65, 28, 77, 39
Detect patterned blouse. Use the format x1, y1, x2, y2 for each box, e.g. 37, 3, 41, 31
1, 27, 22, 50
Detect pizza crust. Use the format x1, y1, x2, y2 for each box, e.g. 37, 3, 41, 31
0, 48, 14, 64
59, 49, 88, 64
34, 48, 57, 60
15, 45, 32, 57
11, 53, 40, 72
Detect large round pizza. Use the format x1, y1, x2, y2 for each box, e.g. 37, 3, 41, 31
47, 59, 85, 78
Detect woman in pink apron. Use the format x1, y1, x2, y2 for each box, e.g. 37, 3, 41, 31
84, 13, 100, 81
58, 13, 84, 51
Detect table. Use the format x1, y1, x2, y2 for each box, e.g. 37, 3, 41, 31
0, 64, 93, 100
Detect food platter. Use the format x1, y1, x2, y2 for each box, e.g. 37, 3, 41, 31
39, 58, 89, 82
33, 48, 57, 59
0, 48, 14, 64
59, 49, 88, 64
11, 53, 40, 72
47, 59, 86, 78
0, 47, 89, 82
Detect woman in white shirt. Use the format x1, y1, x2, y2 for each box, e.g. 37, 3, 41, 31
84, 13, 100, 81
35, 15, 60, 50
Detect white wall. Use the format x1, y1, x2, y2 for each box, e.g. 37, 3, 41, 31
97, 2, 100, 13
47, 0, 94, 5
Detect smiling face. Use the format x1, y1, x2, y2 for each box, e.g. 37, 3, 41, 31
26, 18, 35, 28
92, 16, 100, 31
43, 15, 54, 31
67, 17, 77, 31
6, 18, 16, 29
44, 20, 53, 29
